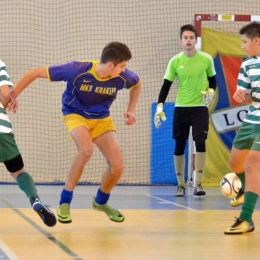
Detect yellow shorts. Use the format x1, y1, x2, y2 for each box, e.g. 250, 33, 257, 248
63, 114, 116, 140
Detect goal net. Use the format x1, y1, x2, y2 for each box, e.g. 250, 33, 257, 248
0, 0, 258, 185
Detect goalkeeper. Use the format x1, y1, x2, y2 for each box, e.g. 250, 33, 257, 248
154, 24, 216, 197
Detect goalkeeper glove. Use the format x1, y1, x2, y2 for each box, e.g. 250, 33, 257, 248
154, 103, 166, 128
201, 88, 214, 107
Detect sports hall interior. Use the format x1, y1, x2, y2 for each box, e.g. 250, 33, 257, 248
1, 0, 260, 259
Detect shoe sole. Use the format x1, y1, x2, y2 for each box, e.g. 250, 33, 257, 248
194, 193, 206, 197
33, 203, 57, 227
224, 226, 255, 234
93, 204, 125, 222
230, 202, 243, 207
108, 216, 125, 223
57, 217, 72, 224
230, 198, 244, 207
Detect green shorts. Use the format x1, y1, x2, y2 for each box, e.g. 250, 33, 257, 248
0, 133, 20, 163
233, 121, 260, 151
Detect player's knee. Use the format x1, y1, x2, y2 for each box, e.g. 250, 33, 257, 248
229, 158, 240, 172
4, 154, 24, 173
10, 169, 25, 180
78, 147, 94, 161
229, 160, 236, 172
108, 160, 124, 179
194, 136, 206, 152
113, 163, 125, 176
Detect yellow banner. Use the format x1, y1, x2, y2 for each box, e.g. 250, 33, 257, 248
202, 28, 247, 186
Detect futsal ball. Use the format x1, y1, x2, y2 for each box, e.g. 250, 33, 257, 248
220, 172, 242, 199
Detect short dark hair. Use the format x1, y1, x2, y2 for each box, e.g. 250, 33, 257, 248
180, 24, 198, 39
239, 21, 260, 39
100, 41, 132, 66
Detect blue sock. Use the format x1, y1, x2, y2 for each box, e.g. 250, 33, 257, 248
95, 188, 110, 205
59, 189, 73, 205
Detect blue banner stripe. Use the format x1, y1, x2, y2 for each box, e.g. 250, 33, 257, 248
150, 102, 188, 185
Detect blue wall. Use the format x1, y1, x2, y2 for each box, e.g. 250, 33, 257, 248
150, 102, 189, 185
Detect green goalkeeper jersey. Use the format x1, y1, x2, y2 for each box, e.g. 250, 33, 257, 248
164, 50, 216, 106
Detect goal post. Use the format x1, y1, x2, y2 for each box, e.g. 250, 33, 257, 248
194, 14, 260, 49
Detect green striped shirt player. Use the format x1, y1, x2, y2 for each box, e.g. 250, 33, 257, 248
237, 57, 260, 124
0, 59, 57, 227
225, 21, 260, 235
0, 60, 13, 133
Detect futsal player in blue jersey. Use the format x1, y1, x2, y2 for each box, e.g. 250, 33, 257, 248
9, 42, 141, 223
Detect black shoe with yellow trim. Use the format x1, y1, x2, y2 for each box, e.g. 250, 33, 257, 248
224, 217, 255, 234
230, 189, 244, 207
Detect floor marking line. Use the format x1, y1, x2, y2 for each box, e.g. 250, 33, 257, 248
1, 199, 84, 260
145, 194, 204, 213
0, 239, 18, 260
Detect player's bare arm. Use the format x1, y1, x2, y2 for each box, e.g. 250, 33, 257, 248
8, 68, 48, 112
124, 82, 141, 125
12, 68, 48, 99
0, 85, 11, 108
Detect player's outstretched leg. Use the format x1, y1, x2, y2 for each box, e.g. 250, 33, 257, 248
32, 199, 57, 227
57, 203, 72, 223
230, 189, 244, 207
224, 217, 255, 234
92, 197, 124, 222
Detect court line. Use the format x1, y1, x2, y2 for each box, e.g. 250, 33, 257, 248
0, 239, 18, 260
145, 194, 204, 213
0, 199, 84, 260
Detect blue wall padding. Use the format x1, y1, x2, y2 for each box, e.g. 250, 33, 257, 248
150, 102, 188, 185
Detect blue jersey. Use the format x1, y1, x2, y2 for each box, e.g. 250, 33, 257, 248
47, 61, 140, 119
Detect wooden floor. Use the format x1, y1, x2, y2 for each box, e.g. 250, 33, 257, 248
0, 185, 260, 260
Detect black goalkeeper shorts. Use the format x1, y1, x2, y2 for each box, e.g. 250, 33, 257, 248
173, 106, 209, 140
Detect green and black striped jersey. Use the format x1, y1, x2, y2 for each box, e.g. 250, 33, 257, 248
0, 60, 13, 133
238, 56, 260, 124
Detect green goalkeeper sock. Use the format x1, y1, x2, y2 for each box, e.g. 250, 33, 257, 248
16, 172, 39, 204
240, 191, 258, 222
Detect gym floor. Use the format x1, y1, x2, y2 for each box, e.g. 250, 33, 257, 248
0, 185, 259, 260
